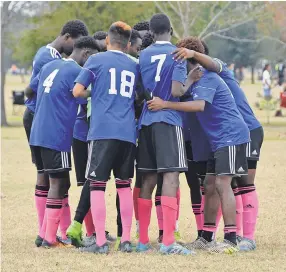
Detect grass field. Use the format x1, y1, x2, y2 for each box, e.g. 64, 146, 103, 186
1, 74, 286, 272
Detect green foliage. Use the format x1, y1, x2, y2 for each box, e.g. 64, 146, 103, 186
13, 1, 155, 65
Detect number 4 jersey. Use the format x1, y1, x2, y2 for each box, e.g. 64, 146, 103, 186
75, 50, 140, 145
139, 41, 187, 128
29, 58, 85, 152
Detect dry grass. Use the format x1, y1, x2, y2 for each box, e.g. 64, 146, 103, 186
1, 75, 286, 272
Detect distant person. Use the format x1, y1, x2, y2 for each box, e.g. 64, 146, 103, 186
262, 64, 272, 98
228, 63, 235, 77
11, 64, 18, 75
133, 20, 150, 38
275, 60, 285, 87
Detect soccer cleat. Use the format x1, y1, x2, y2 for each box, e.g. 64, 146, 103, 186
105, 231, 116, 243
66, 220, 83, 247
41, 240, 66, 249
236, 235, 243, 243
118, 241, 133, 253
174, 231, 186, 245
160, 243, 195, 256
57, 236, 74, 248
239, 238, 256, 251
35, 235, 43, 247
114, 237, 121, 251
79, 243, 109, 254
186, 237, 212, 250
136, 242, 152, 253
82, 234, 96, 247
207, 239, 239, 254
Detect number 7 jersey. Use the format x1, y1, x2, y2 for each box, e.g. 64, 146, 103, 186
139, 41, 187, 128
75, 50, 140, 144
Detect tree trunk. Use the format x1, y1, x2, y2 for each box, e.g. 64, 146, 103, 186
1, 45, 8, 127
251, 66, 255, 84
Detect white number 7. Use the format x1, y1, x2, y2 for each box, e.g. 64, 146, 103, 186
151, 54, 166, 82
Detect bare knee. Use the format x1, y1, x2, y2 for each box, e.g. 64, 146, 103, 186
215, 175, 232, 195
140, 173, 157, 199
204, 175, 216, 195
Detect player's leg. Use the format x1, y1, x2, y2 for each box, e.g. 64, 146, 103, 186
155, 175, 163, 243
113, 141, 136, 252
238, 127, 263, 251
231, 178, 243, 239
133, 168, 142, 237
40, 148, 72, 248
80, 140, 115, 254
155, 124, 192, 255
136, 125, 157, 252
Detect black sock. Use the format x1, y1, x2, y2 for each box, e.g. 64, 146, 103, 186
198, 230, 203, 238
224, 232, 237, 245
159, 229, 163, 237
202, 230, 214, 242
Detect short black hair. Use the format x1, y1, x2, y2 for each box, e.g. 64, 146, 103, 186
130, 29, 142, 46
133, 20, 149, 32
61, 20, 89, 38
74, 36, 100, 51
150, 13, 171, 35
201, 40, 209, 55
93, 31, 108, 41
108, 21, 132, 48
141, 32, 153, 50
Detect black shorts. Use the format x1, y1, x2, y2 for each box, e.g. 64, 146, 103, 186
72, 138, 88, 186
137, 123, 188, 173
85, 139, 136, 181
246, 126, 264, 161
23, 107, 35, 163
31, 146, 72, 174
207, 144, 248, 176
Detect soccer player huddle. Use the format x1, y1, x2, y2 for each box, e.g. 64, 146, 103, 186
23, 13, 263, 255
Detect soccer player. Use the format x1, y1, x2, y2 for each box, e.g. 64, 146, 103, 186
29, 36, 99, 248
73, 21, 140, 254
67, 31, 117, 248
23, 20, 89, 247
136, 14, 195, 255
133, 20, 150, 38
141, 32, 154, 50
172, 40, 263, 251
93, 31, 108, 52
127, 29, 142, 59
147, 36, 251, 254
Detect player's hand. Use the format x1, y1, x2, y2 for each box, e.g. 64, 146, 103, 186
189, 66, 203, 83
172, 48, 195, 62
147, 97, 165, 111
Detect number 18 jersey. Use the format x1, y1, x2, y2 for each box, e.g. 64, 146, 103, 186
75, 50, 140, 144
139, 41, 187, 128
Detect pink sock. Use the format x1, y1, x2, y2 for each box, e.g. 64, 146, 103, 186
176, 188, 180, 221
60, 195, 71, 240
90, 183, 106, 247
133, 187, 140, 221
192, 204, 203, 231
40, 211, 47, 239
116, 180, 133, 243
161, 196, 177, 246
45, 198, 63, 244
235, 192, 243, 237
241, 186, 258, 240
84, 209, 95, 237
156, 204, 163, 231
34, 185, 49, 235
138, 198, 152, 244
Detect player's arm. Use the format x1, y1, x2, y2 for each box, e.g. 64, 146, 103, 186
172, 48, 221, 73
26, 71, 41, 98
73, 83, 91, 98
147, 97, 205, 112
24, 86, 34, 98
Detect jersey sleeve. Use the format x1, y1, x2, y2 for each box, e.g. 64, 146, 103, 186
75, 55, 97, 88
192, 76, 217, 104
172, 60, 187, 84
29, 70, 41, 93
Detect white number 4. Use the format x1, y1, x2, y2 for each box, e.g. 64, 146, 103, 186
43, 69, 59, 93
151, 54, 166, 82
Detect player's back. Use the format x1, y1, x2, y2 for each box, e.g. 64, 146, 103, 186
87, 51, 139, 144
193, 70, 249, 151
30, 59, 82, 152
214, 58, 261, 131
26, 45, 62, 112
139, 42, 186, 127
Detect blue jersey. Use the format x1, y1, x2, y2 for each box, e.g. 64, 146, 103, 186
26, 45, 62, 112
30, 59, 84, 152
75, 50, 140, 144
139, 42, 187, 128
73, 104, 88, 142
214, 58, 261, 131
191, 69, 250, 152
